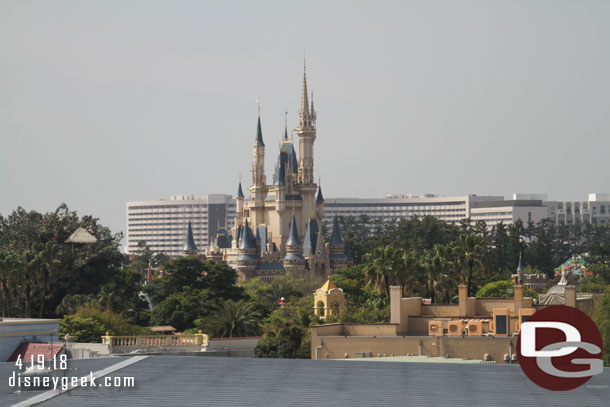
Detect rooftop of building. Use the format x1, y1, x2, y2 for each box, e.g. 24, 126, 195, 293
1, 356, 607, 406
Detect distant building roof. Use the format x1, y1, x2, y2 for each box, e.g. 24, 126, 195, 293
7, 343, 63, 362
320, 276, 338, 292
256, 262, 285, 271
65, 228, 97, 244
148, 326, 176, 333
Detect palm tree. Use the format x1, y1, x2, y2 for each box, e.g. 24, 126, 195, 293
35, 242, 63, 318
15, 249, 40, 318
98, 283, 117, 312
201, 300, 260, 338
452, 234, 486, 297
362, 246, 408, 298
0, 253, 16, 317
419, 245, 451, 304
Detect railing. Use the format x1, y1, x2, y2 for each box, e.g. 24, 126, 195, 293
102, 331, 208, 350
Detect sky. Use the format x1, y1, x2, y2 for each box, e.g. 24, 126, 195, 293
1, 0, 609, 238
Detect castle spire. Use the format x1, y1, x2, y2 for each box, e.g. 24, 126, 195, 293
237, 180, 245, 199
286, 214, 302, 246
316, 179, 324, 204
255, 112, 265, 147
284, 111, 288, 140
182, 220, 198, 255
252, 105, 266, 189
299, 62, 310, 124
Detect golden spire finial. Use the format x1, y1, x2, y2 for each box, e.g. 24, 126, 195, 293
257, 98, 261, 116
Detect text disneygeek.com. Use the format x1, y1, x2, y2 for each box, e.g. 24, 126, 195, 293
9, 372, 135, 391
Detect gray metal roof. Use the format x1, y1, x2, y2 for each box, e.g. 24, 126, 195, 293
9, 356, 609, 407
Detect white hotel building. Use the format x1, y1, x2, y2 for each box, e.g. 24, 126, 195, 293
125, 194, 236, 256
322, 194, 548, 226
126, 193, 610, 256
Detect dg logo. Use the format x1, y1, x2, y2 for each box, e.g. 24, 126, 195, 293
517, 305, 604, 391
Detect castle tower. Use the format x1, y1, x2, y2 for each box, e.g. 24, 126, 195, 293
328, 216, 352, 271
296, 64, 316, 185
232, 180, 245, 248
235, 219, 258, 280
250, 111, 267, 228
182, 220, 198, 256
283, 214, 306, 273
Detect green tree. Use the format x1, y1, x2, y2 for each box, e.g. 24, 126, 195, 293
255, 296, 314, 359
475, 280, 538, 299
197, 299, 260, 338
452, 233, 487, 297
146, 257, 243, 304
362, 246, 408, 298
35, 242, 63, 318
0, 253, 17, 317
59, 315, 106, 343
593, 287, 610, 366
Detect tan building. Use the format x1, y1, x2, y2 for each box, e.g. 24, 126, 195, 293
206, 67, 352, 281
314, 277, 346, 319
310, 277, 601, 363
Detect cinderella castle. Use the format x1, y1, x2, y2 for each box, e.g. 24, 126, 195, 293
205, 66, 352, 281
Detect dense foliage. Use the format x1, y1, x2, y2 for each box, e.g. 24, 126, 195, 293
3, 205, 610, 363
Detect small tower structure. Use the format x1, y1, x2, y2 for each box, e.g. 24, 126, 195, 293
314, 277, 346, 319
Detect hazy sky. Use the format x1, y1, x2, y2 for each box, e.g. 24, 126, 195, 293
2, 0, 609, 237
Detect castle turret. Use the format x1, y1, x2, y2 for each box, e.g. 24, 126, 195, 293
182, 220, 198, 256
283, 215, 306, 272
236, 219, 258, 280
250, 109, 268, 228
329, 216, 351, 270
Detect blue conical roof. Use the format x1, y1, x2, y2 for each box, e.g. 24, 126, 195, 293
255, 116, 265, 146
330, 216, 344, 245
239, 219, 256, 250
316, 184, 324, 203
286, 215, 301, 246
237, 182, 245, 199
302, 218, 319, 255
183, 220, 198, 252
